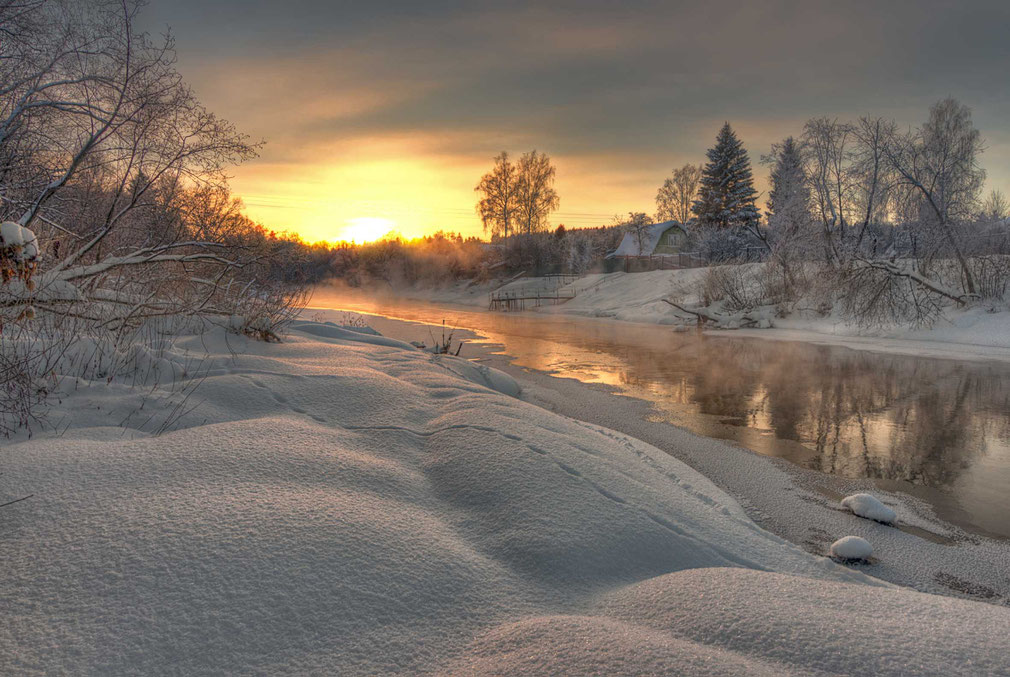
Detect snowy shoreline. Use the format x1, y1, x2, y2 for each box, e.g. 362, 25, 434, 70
328, 268, 1010, 364
3, 321, 1010, 673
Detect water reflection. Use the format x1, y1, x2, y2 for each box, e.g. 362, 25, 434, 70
313, 291, 1010, 538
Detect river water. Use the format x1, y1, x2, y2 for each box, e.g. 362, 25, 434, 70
312, 291, 1010, 540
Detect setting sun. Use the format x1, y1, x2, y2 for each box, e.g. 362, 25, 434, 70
340, 216, 396, 243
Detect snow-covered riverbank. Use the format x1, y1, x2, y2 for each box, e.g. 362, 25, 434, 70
344, 268, 1010, 363
2, 322, 1009, 674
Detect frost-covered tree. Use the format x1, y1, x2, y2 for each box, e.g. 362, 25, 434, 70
655, 164, 701, 223
515, 150, 560, 236
0, 0, 303, 332
766, 137, 815, 289
802, 118, 854, 244
692, 124, 760, 229
767, 137, 812, 241
883, 98, 986, 295
475, 152, 520, 240
980, 189, 1009, 223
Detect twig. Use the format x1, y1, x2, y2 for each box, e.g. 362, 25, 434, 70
0, 494, 33, 509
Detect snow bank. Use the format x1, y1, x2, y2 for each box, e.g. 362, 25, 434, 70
288, 319, 419, 350
360, 266, 1010, 362
1, 322, 1008, 674
831, 536, 874, 560
842, 493, 898, 524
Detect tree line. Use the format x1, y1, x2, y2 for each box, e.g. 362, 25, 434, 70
651, 99, 1010, 327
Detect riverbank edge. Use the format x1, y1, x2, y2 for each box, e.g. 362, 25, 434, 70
314, 273, 1010, 364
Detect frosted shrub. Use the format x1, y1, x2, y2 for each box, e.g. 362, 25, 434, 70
965, 255, 1010, 302
701, 265, 765, 311
226, 282, 309, 342
839, 261, 945, 328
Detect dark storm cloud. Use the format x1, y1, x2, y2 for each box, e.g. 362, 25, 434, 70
142, 0, 1010, 185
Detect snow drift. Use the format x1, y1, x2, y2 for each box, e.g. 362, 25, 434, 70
1, 322, 1007, 674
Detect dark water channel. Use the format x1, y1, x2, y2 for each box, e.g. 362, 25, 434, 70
314, 292, 1010, 540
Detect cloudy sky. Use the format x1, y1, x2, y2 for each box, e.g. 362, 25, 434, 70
142, 1, 1010, 242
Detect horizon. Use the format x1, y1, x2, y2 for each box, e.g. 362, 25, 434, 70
142, 1, 1010, 243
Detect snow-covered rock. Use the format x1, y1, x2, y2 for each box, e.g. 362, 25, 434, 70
841, 493, 897, 524
831, 536, 874, 560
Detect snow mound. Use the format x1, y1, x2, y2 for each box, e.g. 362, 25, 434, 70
435, 355, 521, 398
598, 567, 1010, 676
831, 535, 874, 560
445, 614, 784, 676
842, 493, 897, 524
288, 320, 418, 350
3, 328, 1009, 674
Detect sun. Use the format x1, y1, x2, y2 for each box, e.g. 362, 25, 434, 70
340, 217, 395, 243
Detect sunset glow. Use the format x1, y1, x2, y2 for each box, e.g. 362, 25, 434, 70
146, 2, 1010, 243
340, 217, 396, 244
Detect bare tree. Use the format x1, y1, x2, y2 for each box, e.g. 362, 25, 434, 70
618, 211, 652, 255
655, 163, 701, 223
883, 98, 986, 295
514, 150, 559, 236
850, 117, 897, 248
802, 118, 855, 258
980, 189, 1009, 222
475, 151, 519, 240
0, 0, 280, 331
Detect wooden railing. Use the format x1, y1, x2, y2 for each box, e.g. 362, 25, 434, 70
489, 287, 577, 311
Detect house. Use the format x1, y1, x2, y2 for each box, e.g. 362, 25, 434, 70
609, 220, 689, 258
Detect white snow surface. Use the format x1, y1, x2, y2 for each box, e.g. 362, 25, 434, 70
2, 323, 1009, 674
842, 493, 898, 524
831, 536, 875, 560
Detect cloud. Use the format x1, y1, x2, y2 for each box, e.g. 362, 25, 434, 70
142, 0, 1010, 238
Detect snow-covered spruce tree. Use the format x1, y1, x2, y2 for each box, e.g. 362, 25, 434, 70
692, 123, 761, 231
766, 137, 816, 297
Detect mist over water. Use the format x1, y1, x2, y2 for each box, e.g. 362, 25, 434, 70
313, 289, 1010, 539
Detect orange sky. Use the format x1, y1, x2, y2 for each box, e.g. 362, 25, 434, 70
145, 2, 1010, 245
228, 144, 695, 243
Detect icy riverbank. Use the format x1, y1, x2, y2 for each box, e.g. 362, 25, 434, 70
338, 268, 1010, 363
2, 323, 1009, 674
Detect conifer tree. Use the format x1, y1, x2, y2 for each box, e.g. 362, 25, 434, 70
767, 137, 811, 234
692, 123, 760, 229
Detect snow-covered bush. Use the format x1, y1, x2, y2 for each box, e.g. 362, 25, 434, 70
0, 221, 39, 293
692, 225, 763, 263
700, 264, 765, 311
838, 260, 947, 329
226, 282, 309, 342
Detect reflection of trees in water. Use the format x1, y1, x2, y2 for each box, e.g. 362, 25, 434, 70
638, 337, 1008, 489
526, 321, 1008, 490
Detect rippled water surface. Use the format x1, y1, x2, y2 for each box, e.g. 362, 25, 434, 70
314, 291, 1010, 539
